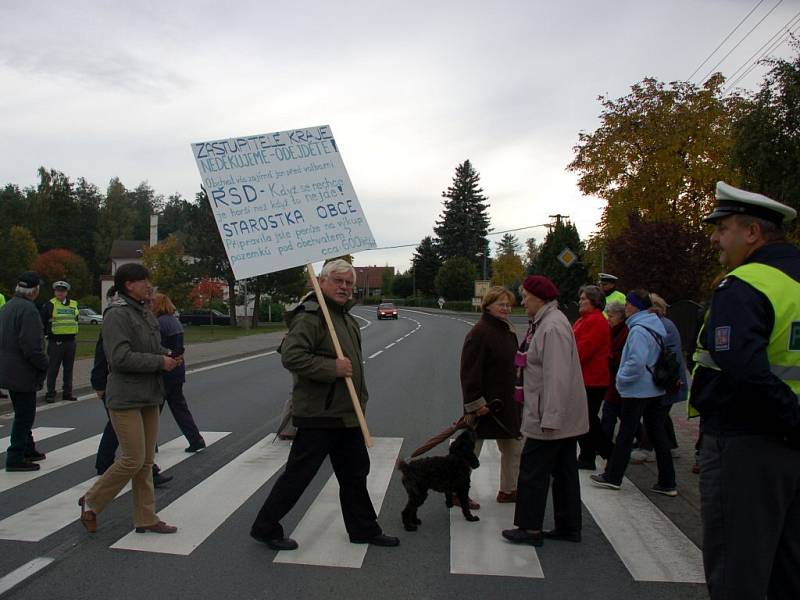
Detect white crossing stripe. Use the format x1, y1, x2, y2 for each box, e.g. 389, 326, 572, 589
111, 433, 290, 555
0, 434, 102, 493
275, 437, 403, 568
368, 351, 383, 359
0, 557, 54, 596
0, 427, 72, 452
0, 432, 230, 542
450, 442, 543, 578
579, 471, 705, 583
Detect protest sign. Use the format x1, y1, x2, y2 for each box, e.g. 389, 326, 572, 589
190, 125, 376, 280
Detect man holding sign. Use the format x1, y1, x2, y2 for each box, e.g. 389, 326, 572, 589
250, 259, 398, 550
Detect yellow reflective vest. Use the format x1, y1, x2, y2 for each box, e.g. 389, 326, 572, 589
689, 262, 800, 418
49, 297, 79, 335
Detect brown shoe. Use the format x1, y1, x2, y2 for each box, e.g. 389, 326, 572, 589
451, 494, 480, 510
496, 490, 517, 503
135, 521, 178, 534
79, 496, 97, 533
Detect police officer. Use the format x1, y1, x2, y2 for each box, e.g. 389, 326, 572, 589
41, 281, 79, 403
598, 273, 626, 309
691, 181, 800, 600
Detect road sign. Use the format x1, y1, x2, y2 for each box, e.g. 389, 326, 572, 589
438, 297, 445, 309
474, 279, 491, 298
557, 247, 578, 268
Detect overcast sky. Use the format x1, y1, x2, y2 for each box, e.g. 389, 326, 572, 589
1, 0, 797, 271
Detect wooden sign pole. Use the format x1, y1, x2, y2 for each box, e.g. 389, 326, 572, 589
307, 263, 374, 448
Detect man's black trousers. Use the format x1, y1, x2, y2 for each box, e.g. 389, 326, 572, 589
251, 427, 381, 541
700, 434, 800, 600
6, 391, 37, 466
46, 338, 76, 397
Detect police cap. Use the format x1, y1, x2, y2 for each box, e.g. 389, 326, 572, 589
597, 273, 618, 283
53, 281, 71, 291
703, 181, 797, 225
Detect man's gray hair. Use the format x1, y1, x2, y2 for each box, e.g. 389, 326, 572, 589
605, 301, 625, 317
320, 259, 357, 284
14, 285, 38, 299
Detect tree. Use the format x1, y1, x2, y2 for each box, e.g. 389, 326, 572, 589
605, 214, 715, 303
247, 266, 307, 327
412, 236, 441, 297
74, 178, 103, 290
95, 178, 136, 273
142, 235, 193, 308
533, 220, 589, 303
434, 160, 491, 271
0, 225, 38, 293
128, 182, 163, 241
731, 40, 800, 236
523, 237, 540, 273
381, 266, 394, 297
392, 271, 413, 298
188, 277, 225, 309
435, 257, 477, 300
30, 168, 83, 253
32, 249, 91, 299
491, 254, 525, 289
568, 75, 744, 239
495, 233, 521, 257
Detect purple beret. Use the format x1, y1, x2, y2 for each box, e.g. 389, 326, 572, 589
522, 275, 559, 301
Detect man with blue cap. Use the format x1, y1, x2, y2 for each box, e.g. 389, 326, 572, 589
690, 181, 800, 599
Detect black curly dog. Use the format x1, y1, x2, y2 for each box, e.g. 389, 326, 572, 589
397, 429, 481, 532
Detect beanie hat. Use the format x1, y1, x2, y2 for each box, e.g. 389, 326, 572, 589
522, 275, 559, 301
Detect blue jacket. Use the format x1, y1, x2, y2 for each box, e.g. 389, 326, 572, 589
616, 310, 667, 398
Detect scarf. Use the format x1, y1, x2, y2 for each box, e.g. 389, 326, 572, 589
514, 320, 536, 404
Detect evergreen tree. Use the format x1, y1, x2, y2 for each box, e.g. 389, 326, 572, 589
0, 226, 38, 293
435, 257, 477, 300
433, 160, 491, 272
412, 236, 441, 297
524, 237, 540, 273
95, 178, 136, 273
533, 220, 589, 303
495, 233, 520, 257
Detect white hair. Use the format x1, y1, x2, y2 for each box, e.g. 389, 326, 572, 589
319, 259, 356, 284
605, 301, 625, 317
14, 285, 38, 299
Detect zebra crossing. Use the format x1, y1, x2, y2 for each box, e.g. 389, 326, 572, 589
0, 425, 705, 587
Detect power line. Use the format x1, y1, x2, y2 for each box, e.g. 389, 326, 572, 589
687, 0, 766, 81
364, 223, 551, 252
724, 12, 800, 92
701, 0, 784, 83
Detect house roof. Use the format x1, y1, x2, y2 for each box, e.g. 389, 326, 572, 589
110, 240, 149, 259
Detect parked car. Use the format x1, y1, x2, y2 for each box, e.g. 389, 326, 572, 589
377, 302, 398, 320
78, 308, 103, 325
178, 309, 232, 326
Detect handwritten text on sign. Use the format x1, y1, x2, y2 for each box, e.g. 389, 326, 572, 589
191, 125, 376, 280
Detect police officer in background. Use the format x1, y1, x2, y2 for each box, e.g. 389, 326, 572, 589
597, 273, 625, 311
691, 181, 800, 600
41, 281, 79, 403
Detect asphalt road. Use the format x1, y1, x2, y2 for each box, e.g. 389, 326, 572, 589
0, 308, 708, 600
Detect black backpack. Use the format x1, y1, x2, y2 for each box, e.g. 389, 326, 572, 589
638, 326, 682, 394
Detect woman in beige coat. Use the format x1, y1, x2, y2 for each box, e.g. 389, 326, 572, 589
502, 276, 589, 547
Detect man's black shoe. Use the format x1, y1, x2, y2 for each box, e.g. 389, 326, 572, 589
62, 395, 78, 401
185, 440, 206, 453
543, 529, 581, 542
502, 528, 543, 546
0, 391, 8, 399
6, 461, 41, 472
153, 473, 173, 487
349, 533, 400, 546
250, 529, 298, 551
25, 450, 46, 462
44, 394, 55, 404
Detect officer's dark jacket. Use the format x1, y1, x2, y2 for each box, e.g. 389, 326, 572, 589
0, 295, 49, 392
281, 291, 367, 429
691, 242, 800, 437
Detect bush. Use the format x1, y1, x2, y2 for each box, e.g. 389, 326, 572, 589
77, 295, 101, 312
258, 302, 285, 323
443, 301, 476, 312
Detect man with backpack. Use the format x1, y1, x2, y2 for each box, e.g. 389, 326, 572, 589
589, 288, 677, 497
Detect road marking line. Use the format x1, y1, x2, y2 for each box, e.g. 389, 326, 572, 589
0, 432, 230, 542
0, 434, 102, 494
450, 442, 543, 578
368, 351, 383, 359
385, 343, 395, 349
275, 437, 402, 568
0, 557, 54, 596
111, 433, 289, 555
395, 338, 404, 343
0, 427, 72, 452
579, 471, 705, 583
187, 351, 277, 375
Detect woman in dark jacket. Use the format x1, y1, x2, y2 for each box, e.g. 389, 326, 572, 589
600, 301, 628, 442
152, 293, 205, 453
460, 286, 521, 504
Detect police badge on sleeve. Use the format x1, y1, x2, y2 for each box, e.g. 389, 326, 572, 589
715, 326, 731, 351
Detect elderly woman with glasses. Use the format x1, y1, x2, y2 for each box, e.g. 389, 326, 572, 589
460, 286, 522, 506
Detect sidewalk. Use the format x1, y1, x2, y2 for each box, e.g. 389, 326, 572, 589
0, 330, 286, 414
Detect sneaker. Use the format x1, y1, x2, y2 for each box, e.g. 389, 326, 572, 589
629, 449, 654, 464
589, 474, 621, 490
651, 484, 678, 497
